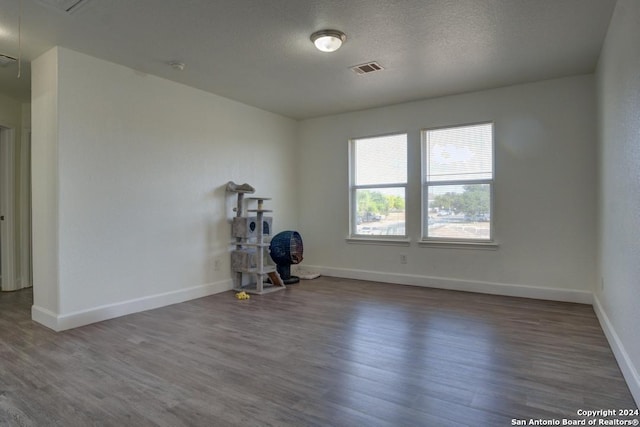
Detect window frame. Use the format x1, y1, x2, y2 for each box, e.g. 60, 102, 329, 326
420, 121, 495, 244
349, 132, 409, 240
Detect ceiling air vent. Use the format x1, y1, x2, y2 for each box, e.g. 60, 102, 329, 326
350, 61, 384, 75
0, 54, 17, 67
35, 0, 92, 14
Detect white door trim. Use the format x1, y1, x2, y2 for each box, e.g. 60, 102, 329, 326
0, 126, 17, 291
18, 129, 31, 289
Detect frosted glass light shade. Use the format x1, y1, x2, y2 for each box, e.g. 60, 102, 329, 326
311, 30, 346, 53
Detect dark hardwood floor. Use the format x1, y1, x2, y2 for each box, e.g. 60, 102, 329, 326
0, 277, 636, 426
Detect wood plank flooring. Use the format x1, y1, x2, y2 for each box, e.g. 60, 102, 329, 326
0, 277, 636, 426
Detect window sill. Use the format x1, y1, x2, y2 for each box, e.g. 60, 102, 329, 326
346, 237, 411, 247
418, 240, 499, 250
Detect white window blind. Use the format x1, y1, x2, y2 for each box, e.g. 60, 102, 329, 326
426, 123, 493, 182
355, 134, 407, 185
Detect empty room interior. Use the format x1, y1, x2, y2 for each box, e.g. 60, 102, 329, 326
0, 0, 638, 425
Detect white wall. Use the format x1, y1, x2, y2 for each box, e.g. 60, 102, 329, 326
32, 47, 298, 329
595, 0, 640, 405
298, 75, 597, 302
31, 48, 60, 316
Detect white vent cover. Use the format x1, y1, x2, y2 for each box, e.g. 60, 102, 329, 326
35, 0, 92, 13
350, 61, 384, 75
0, 54, 17, 67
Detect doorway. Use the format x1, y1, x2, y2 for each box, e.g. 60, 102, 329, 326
0, 124, 31, 293
0, 125, 17, 291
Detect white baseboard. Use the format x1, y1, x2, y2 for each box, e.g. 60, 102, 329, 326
31, 279, 233, 332
306, 265, 593, 304
593, 295, 640, 406
31, 305, 60, 331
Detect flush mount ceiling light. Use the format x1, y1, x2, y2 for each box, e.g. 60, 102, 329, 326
310, 29, 346, 53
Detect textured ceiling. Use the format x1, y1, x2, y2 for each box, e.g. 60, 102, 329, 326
0, 0, 616, 119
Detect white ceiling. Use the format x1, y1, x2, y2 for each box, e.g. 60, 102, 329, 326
0, 0, 616, 119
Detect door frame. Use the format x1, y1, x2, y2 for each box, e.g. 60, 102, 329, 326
18, 129, 31, 289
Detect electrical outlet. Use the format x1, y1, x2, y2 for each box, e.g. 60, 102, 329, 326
400, 254, 407, 264
213, 258, 222, 272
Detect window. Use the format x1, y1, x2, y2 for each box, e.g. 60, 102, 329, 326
422, 122, 494, 242
350, 133, 407, 237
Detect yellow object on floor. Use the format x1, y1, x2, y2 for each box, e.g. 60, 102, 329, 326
235, 291, 250, 300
